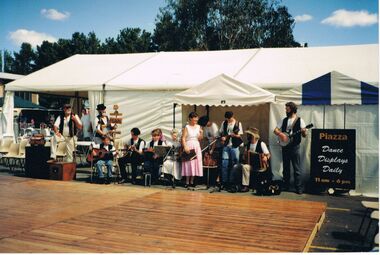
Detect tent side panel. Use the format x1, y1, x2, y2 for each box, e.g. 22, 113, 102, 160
104, 91, 182, 143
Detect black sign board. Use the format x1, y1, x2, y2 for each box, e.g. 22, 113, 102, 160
311, 129, 355, 189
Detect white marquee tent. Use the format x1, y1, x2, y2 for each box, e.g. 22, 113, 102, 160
3, 44, 378, 195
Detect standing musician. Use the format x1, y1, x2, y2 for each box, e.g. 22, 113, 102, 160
181, 112, 203, 189
274, 102, 307, 194
94, 104, 115, 144
198, 115, 221, 187
118, 128, 145, 184
219, 111, 243, 190
144, 128, 167, 184
50, 104, 82, 162
237, 127, 270, 193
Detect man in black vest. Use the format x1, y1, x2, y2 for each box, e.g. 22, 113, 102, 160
274, 102, 307, 194
118, 127, 145, 184
51, 104, 82, 162
219, 111, 244, 189
94, 104, 114, 144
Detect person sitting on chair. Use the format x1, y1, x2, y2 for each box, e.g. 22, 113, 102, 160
162, 128, 182, 186
144, 128, 166, 184
228, 128, 270, 193
118, 127, 145, 184
239, 128, 270, 192
91, 136, 117, 184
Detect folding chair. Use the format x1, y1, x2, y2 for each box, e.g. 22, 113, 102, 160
3, 143, 20, 172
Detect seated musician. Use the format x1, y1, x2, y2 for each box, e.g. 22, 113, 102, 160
240, 127, 270, 192
144, 128, 166, 184
91, 136, 117, 184
162, 128, 182, 185
118, 128, 145, 184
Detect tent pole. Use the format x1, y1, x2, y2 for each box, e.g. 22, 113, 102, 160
75, 91, 80, 114
102, 84, 105, 103
323, 105, 325, 129
193, 105, 197, 112
173, 103, 177, 129
343, 104, 346, 129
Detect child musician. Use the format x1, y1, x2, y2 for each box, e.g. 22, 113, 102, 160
162, 128, 182, 186
144, 128, 166, 184
91, 136, 117, 184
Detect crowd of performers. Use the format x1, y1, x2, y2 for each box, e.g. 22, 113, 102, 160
49, 102, 307, 194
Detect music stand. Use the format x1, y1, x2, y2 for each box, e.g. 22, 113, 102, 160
153, 145, 171, 157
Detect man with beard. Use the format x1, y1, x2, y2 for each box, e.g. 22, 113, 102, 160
51, 104, 82, 162
273, 102, 307, 194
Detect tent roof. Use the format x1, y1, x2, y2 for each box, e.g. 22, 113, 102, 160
0, 96, 46, 109
5, 44, 378, 92
6, 53, 157, 92
174, 73, 275, 106
276, 71, 379, 105
107, 49, 258, 90
235, 44, 378, 90
0, 72, 24, 81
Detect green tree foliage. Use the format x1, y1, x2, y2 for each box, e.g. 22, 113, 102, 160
0, 50, 15, 73
153, 0, 300, 51
11, 43, 36, 75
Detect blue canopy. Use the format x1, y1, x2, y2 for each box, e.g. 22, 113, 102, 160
276, 71, 378, 105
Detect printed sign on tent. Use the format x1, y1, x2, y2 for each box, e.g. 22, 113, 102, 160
310, 129, 355, 189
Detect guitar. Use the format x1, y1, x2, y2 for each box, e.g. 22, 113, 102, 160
87, 148, 128, 162
277, 123, 313, 147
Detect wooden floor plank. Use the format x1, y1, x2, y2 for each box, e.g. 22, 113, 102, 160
0, 175, 326, 252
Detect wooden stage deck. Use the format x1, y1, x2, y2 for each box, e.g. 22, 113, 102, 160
0, 175, 326, 252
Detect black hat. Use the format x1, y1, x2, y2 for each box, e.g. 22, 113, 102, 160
96, 104, 106, 111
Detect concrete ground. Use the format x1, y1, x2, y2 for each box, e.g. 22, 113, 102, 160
2, 164, 379, 252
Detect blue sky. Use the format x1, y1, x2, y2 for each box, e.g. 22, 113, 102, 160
0, 0, 378, 53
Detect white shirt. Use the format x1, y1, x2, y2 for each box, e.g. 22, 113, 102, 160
219, 120, 244, 147
92, 143, 116, 156
145, 140, 167, 149
249, 141, 269, 154
204, 122, 219, 143
126, 138, 145, 153
54, 114, 81, 137
95, 116, 109, 132
81, 114, 92, 138
276, 116, 306, 135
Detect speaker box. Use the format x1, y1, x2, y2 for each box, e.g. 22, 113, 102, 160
48, 162, 76, 181
25, 146, 51, 179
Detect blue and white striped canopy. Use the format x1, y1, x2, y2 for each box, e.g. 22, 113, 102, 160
276, 71, 378, 105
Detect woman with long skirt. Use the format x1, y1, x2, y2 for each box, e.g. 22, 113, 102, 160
181, 112, 203, 188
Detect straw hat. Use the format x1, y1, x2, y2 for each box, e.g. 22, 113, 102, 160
245, 127, 260, 139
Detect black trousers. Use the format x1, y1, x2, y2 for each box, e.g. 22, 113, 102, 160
118, 153, 143, 181
282, 144, 303, 191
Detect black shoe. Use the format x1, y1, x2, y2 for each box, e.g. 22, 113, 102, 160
241, 186, 250, 192
190, 183, 196, 188
228, 186, 237, 193
105, 178, 111, 185
97, 178, 105, 184
296, 190, 303, 195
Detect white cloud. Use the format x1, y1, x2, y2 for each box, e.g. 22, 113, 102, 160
294, 14, 313, 23
322, 9, 378, 27
41, 8, 70, 21
9, 29, 57, 47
